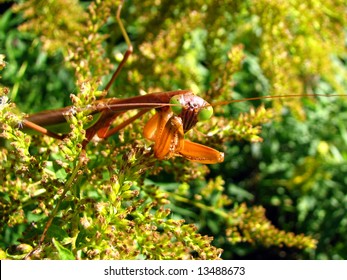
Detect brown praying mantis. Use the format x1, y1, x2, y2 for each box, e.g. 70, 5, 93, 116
19, 1, 343, 166
23, 89, 224, 164
20, 1, 227, 164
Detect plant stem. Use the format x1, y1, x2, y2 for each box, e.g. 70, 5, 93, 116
24, 151, 86, 259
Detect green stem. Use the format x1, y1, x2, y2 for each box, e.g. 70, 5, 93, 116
24, 152, 85, 260
166, 191, 229, 219
39, 151, 85, 245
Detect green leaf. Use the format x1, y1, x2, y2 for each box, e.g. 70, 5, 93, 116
52, 238, 75, 260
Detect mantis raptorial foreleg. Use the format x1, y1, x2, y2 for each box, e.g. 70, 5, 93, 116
143, 105, 224, 163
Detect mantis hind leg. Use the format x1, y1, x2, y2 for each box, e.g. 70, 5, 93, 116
22, 120, 65, 140
104, 0, 133, 93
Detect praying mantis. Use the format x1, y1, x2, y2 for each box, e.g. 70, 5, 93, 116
23, 89, 224, 164
19, 1, 342, 166
19, 1, 227, 164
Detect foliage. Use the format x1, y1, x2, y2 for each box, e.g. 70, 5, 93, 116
0, 0, 346, 259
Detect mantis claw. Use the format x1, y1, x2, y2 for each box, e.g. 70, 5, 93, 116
143, 103, 224, 164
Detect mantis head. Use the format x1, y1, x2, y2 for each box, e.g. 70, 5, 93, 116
169, 93, 213, 132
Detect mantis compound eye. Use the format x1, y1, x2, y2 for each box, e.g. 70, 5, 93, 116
169, 95, 183, 115
197, 106, 213, 121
